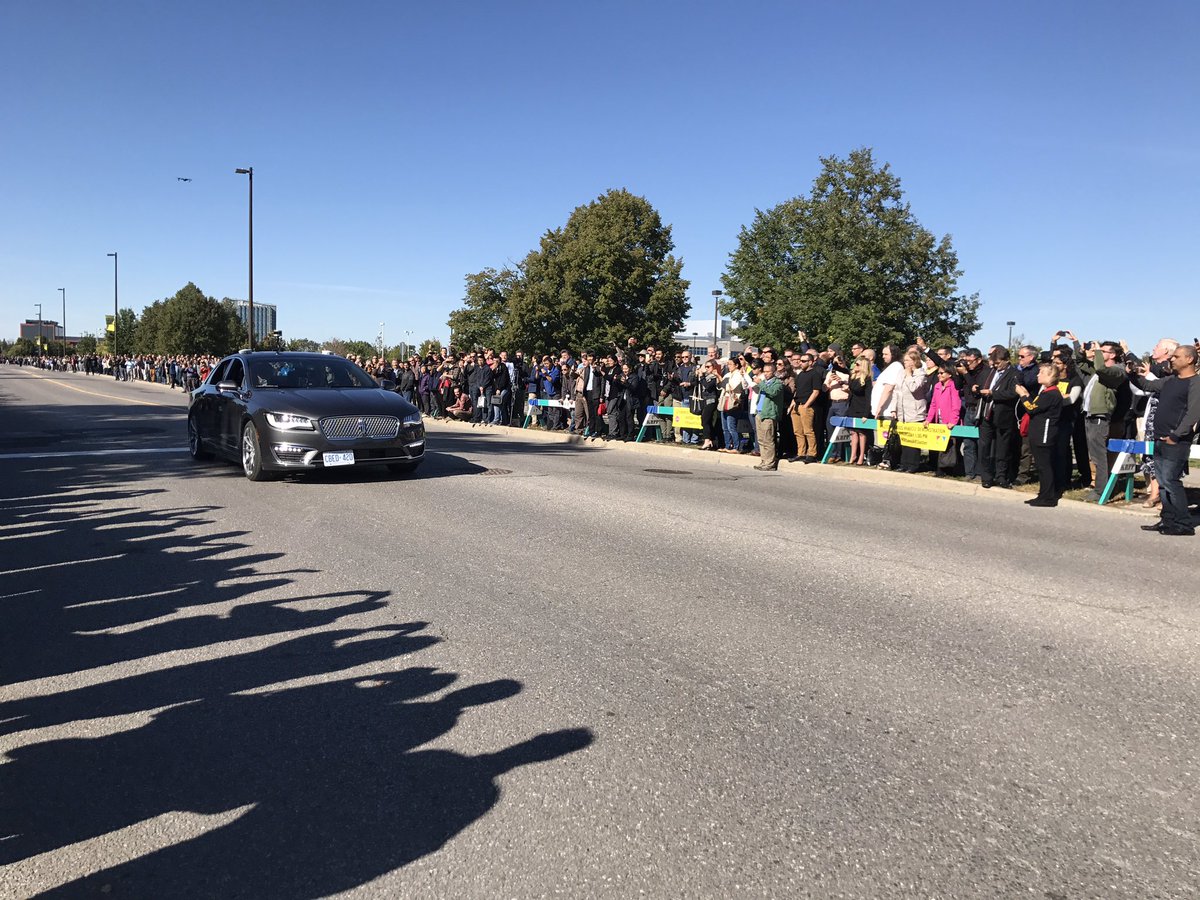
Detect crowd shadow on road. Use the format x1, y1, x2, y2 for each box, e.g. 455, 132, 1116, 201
0, 453, 593, 897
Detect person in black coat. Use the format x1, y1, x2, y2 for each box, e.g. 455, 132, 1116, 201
1017, 363, 1064, 507
978, 345, 1021, 489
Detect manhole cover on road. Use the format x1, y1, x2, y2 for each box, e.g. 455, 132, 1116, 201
643, 468, 693, 476
480, 468, 513, 476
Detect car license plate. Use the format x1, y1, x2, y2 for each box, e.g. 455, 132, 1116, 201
322, 451, 355, 467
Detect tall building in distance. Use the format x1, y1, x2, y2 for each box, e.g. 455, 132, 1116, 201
233, 301, 278, 343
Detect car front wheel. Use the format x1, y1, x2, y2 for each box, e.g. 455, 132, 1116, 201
241, 421, 272, 481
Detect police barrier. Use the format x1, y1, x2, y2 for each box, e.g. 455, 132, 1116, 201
823, 417, 980, 463
523, 398, 573, 429
1101, 438, 1200, 506
636, 405, 702, 442
634, 405, 755, 446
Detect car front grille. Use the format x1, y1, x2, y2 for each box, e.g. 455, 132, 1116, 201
319, 415, 400, 440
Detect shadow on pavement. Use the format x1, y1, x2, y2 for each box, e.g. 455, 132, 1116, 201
0, 448, 593, 896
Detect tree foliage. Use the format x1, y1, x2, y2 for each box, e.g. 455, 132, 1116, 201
447, 267, 516, 351
287, 338, 320, 352
132, 284, 242, 356
76, 334, 98, 354
448, 189, 689, 356
722, 148, 980, 351
320, 337, 376, 359
417, 338, 442, 358
112, 307, 139, 355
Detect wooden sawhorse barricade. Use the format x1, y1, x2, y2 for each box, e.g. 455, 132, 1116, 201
1100, 438, 1200, 505
523, 398, 574, 429
822, 417, 980, 463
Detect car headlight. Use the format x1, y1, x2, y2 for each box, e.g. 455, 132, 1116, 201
265, 412, 316, 431
402, 413, 423, 426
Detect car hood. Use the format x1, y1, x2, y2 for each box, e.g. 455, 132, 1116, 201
250, 388, 419, 419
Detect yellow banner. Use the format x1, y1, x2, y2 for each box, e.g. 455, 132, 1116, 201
672, 407, 704, 429
105, 315, 115, 333
876, 421, 951, 451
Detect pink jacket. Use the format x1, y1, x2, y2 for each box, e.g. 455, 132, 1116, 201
925, 379, 961, 425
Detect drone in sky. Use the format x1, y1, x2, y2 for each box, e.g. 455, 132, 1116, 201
177, 177, 192, 182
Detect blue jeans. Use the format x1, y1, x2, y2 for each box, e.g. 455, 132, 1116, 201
1155, 441, 1194, 532
827, 401, 849, 460
721, 410, 741, 450
490, 390, 511, 424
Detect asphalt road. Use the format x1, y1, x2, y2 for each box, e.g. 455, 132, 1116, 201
1, 366, 1197, 899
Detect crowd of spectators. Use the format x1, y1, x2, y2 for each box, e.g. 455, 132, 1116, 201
6, 353, 218, 391
7, 333, 1198, 534
352, 334, 1198, 525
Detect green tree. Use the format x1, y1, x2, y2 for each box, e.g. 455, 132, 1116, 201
320, 337, 375, 359
112, 307, 139, 355
287, 337, 320, 352
448, 267, 517, 351
448, 189, 689, 356
159, 284, 242, 355
77, 334, 98, 354
133, 302, 161, 354
10, 337, 37, 356
417, 338, 442, 358
722, 148, 980, 352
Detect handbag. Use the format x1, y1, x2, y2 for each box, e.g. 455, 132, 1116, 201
884, 417, 901, 455
490, 392, 504, 406
688, 383, 703, 416
938, 438, 958, 469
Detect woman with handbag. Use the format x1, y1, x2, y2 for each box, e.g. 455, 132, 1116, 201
697, 360, 722, 450
717, 358, 747, 452
925, 366, 962, 477
894, 350, 930, 473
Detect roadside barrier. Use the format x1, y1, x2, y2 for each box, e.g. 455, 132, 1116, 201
523, 398, 573, 429
823, 417, 979, 463
1101, 438, 1200, 506
636, 405, 708, 442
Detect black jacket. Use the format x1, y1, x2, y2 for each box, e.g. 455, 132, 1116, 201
1022, 386, 1062, 447
981, 366, 1019, 422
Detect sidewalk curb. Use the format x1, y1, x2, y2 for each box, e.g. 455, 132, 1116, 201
424, 417, 1159, 520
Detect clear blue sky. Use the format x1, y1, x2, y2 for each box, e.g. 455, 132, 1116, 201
3, 0, 1196, 354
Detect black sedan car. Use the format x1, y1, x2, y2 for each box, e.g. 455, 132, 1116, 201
187, 351, 425, 480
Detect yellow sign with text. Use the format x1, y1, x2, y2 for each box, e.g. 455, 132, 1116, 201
876, 421, 951, 451
672, 406, 704, 430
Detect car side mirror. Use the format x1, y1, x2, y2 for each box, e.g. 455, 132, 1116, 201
379, 379, 396, 391
217, 381, 240, 393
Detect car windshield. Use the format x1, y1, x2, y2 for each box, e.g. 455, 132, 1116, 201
249, 357, 379, 389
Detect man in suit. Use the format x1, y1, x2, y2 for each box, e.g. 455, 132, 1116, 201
978, 345, 1020, 488
580, 353, 604, 436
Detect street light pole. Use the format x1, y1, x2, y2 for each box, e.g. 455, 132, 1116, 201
235, 167, 254, 349
35, 303, 43, 357
711, 289, 722, 351
59, 287, 66, 355
1006, 320, 1016, 348
107, 253, 118, 356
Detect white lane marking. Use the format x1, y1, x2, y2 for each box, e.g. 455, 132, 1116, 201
0, 447, 187, 460
0, 554, 125, 576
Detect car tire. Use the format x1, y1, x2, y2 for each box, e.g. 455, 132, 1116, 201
187, 413, 212, 460
387, 461, 421, 476
241, 421, 273, 481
